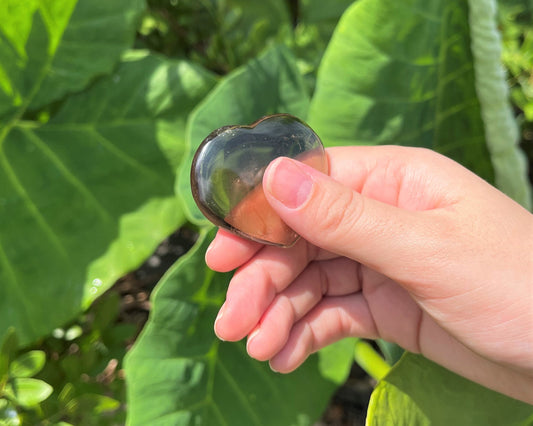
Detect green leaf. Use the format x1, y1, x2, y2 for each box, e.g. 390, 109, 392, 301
288, 0, 354, 92
367, 353, 533, 425
125, 228, 337, 426
82, 197, 186, 307
0, 0, 145, 116
5, 378, 53, 408
0, 399, 20, 426
0, 52, 216, 345
0, 329, 17, 380
307, 0, 495, 182
91, 290, 120, 332
467, 0, 531, 208
57, 382, 75, 405
376, 339, 404, 365
211, 0, 292, 70
9, 350, 45, 378
69, 393, 120, 415
177, 44, 310, 224
317, 338, 357, 384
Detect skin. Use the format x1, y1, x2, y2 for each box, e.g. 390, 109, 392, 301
206, 146, 533, 404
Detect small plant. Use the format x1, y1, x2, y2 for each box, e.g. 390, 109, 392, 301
0, 0, 532, 425
0, 330, 52, 425
0, 292, 136, 425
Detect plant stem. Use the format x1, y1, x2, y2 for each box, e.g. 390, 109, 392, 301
353, 339, 391, 381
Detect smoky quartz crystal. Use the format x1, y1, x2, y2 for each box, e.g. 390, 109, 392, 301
191, 114, 327, 247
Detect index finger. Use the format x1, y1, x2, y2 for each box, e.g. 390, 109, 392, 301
205, 228, 263, 272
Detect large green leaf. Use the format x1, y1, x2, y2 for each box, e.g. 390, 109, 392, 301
0, 0, 145, 117
125, 228, 337, 426
177, 44, 310, 224
307, 0, 495, 182
308, 0, 531, 207
0, 50, 217, 344
317, 338, 358, 384
367, 353, 533, 425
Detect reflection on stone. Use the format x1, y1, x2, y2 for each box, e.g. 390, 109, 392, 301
191, 114, 327, 247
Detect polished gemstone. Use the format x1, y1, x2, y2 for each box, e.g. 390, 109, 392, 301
191, 114, 328, 247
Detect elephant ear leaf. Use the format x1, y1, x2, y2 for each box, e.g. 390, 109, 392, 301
125, 228, 338, 426
0, 0, 217, 345
308, 0, 531, 208
367, 353, 533, 426
0, 0, 145, 116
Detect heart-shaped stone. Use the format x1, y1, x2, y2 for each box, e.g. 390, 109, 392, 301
191, 114, 328, 247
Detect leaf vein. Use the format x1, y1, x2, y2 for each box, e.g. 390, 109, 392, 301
20, 127, 113, 224
90, 128, 167, 184
216, 360, 263, 426
0, 237, 38, 336
0, 151, 69, 259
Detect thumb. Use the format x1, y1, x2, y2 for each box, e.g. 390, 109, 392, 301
263, 157, 441, 276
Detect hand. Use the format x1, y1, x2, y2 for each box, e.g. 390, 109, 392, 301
206, 145, 533, 404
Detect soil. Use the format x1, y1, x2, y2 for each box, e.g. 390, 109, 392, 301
316, 364, 374, 426
113, 226, 374, 425
114, 226, 199, 331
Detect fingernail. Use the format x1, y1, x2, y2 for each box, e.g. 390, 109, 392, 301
214, 303, 226, 341
269, 362, 279, 373
265, 158, 314, 209
246, 327, 260, 351
205, 238, 217, 258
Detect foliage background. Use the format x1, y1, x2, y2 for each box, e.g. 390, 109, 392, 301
0, 0, 531, 424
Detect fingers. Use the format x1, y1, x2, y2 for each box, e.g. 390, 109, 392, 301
269, 294, 378, 373
245, 261, 419, 369
205, 228, 262, 272
213, 238, 314, 341
262, 152, 448, 281
246, 257, 361, 361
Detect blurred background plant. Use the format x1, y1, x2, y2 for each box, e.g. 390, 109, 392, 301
499, 0, 533, 181
0, 0, 531, 424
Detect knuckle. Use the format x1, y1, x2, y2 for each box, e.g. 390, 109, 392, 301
315, 262, 330, 296
317, 189, 363, 237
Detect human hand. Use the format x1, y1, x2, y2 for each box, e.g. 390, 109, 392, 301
206, 146, 533, 404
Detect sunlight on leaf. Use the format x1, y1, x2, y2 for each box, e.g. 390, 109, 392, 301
5, 378, 53, 408
125, 228, 337, 426
9, 351, 45, 378
308, 0, 495, 182
367, 353, 533, 425
0, 37, 215, 344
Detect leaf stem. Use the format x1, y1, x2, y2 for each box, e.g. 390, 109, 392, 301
353, 339, 391, 381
